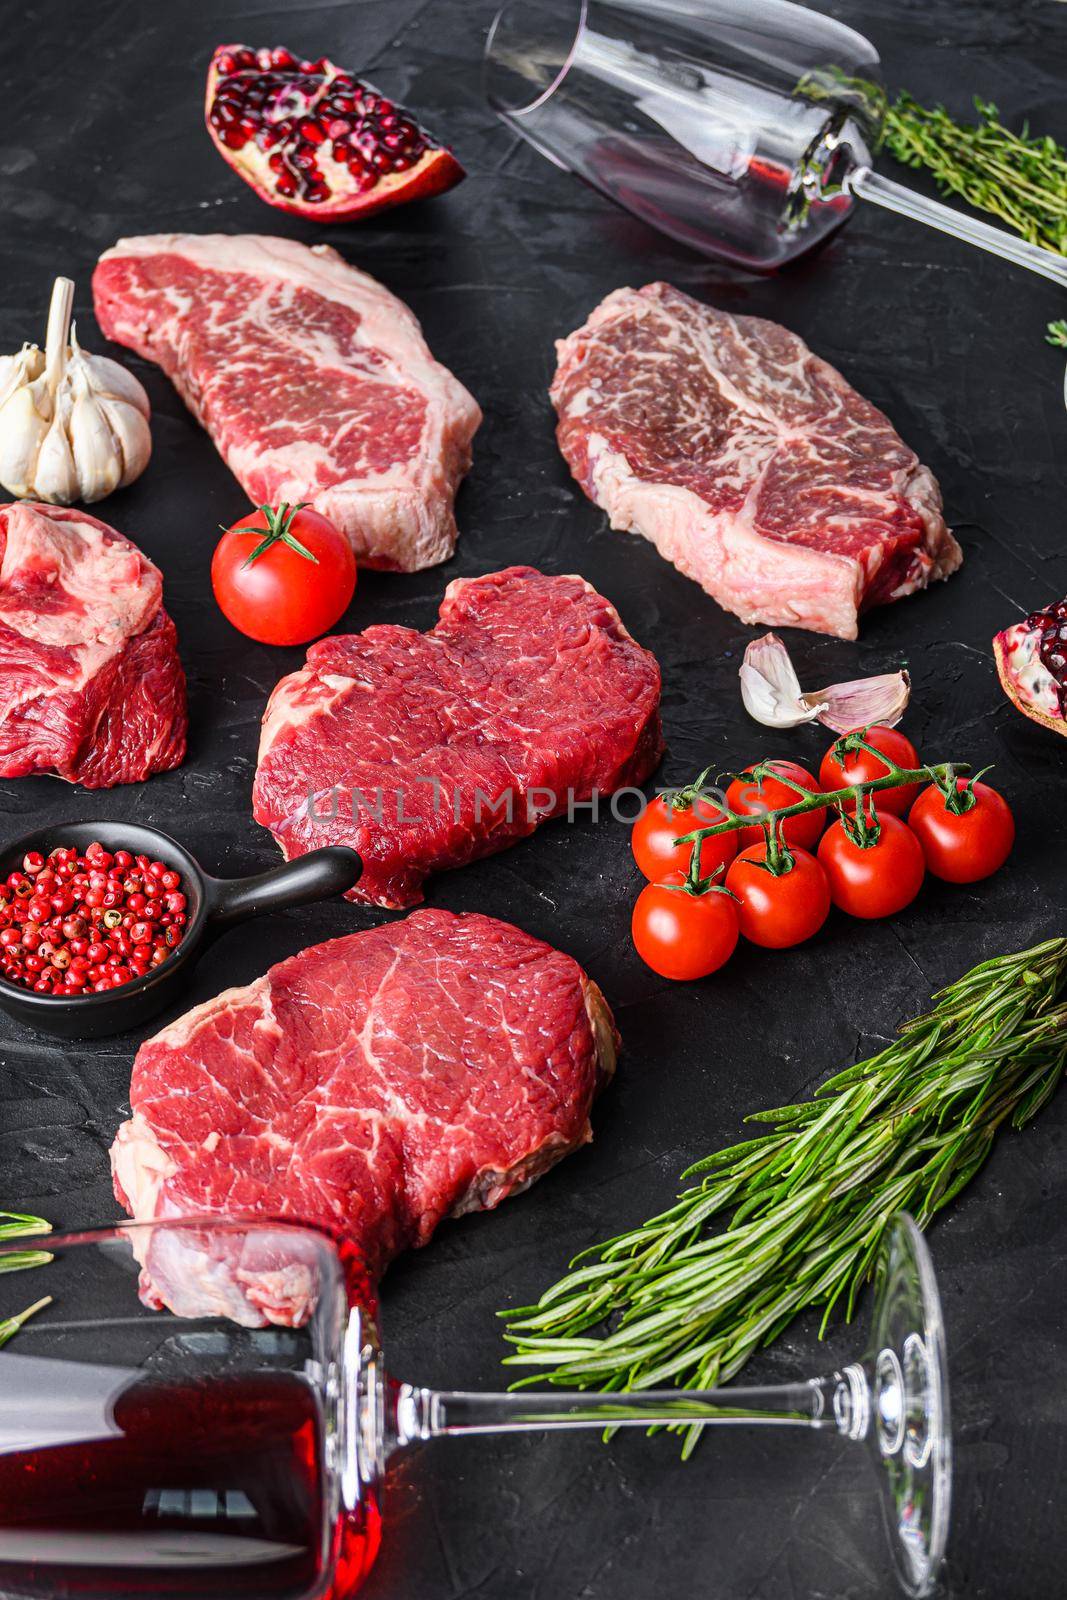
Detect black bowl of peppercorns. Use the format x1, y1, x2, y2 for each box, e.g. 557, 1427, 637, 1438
0, 820, 361, 1039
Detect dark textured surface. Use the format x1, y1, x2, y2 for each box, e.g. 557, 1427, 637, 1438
1, 3, 1065, 1597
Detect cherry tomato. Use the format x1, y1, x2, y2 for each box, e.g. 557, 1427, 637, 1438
724, 760, 825, 851
907, 780, 1015, 883
818, 726, 922, 817
725, 844, 830, 949
212, 503, 357, 646
631, 872, 739, 981
632, 793, 737, 884
817, 812, 925, 919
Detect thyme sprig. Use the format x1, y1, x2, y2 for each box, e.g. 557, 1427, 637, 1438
884, 95, 1067, 257
500, 940, 1067, 1456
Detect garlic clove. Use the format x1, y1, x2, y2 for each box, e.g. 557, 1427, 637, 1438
740, 631, 910, 732
739, 631, 826, 727
802, 671, 912, 734
69, 391, 123, 502
32, 408, 80, 505
0, 346, 44, 411
81, 353, 151, 418
0, 385, 51, 499
96, 396, 152, 486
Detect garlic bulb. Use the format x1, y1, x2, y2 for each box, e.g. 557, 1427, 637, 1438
0, 276, 151, 504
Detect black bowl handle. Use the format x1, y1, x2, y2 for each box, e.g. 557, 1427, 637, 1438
204, 847, 363, 928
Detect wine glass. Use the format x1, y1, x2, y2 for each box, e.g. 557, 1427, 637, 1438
484, 0, 1067, 285
0, 1212, 949, 1600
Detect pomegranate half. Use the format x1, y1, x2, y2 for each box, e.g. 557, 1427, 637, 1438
993, 598, 1067, 738
205, 45, 465, 220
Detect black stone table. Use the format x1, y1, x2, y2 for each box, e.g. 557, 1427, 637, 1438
1, 3, 1064, 1596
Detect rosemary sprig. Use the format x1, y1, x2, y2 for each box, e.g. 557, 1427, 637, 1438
0, 1211, 52, 1274
0, 1213, 53, 1348
0, 1297, 52, 1349
501, 940, 1067, 1456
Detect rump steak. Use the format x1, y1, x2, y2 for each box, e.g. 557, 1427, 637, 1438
252, 565, 663, 908
0, 502, 186, 787
552, 283, 962, 640
92, 233, 482, 571
110, 909, 618, 1324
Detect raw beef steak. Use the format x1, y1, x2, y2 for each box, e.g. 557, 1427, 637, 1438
92, 233, 481, 571
552, 283, 962, 640
110, 909, 618, 1324
253, 566, 663, 908
0, 502, 186, 787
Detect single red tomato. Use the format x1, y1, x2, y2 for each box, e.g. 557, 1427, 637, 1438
818, 726, 922, 817
725, 760, 824, 851
631, 872, 739, 981
817, 812, 925, 919
632, 793, 737, 884
724, 844, 830, 948
212, 502, 357, 646
908, 780, 1015, 883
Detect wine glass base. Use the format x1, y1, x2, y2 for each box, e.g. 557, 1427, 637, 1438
867, 1216, 952, 1598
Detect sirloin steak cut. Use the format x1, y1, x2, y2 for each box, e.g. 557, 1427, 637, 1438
110, 909, 618, 1324
0, 502, 186, 787
253, 566, 663, 907
552, 283, 962, 640
92, 233, 481, 571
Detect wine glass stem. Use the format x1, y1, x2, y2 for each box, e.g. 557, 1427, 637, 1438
392, 1365, 871, 1449
850, 166, 1067, 288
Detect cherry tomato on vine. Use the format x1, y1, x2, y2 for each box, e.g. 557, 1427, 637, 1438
631, 872, 740, 980
724, 760, 825, 851
212, 502, 357, 646
908, 780, 1015, 883
817, 812, 925, 919
818, 726, 922, 817
725, 844, 830, 949
632, 794, 737, 884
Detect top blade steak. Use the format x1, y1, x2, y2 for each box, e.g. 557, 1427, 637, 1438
110, 908, 618, 1324
252, 565, 664, 908
552, 283, 962, 639
92, 233, 482, 571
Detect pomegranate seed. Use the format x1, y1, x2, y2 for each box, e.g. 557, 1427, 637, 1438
276, 174, 297, 197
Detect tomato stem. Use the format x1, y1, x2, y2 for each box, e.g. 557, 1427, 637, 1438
675, 760, 970, 850
238, 502, 319, 568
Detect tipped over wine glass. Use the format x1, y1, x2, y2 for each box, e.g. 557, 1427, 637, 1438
0, 1213, 949, 1599
484, 0, 1067, 287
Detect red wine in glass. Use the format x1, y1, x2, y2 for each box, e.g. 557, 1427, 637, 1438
0, 1369, 380, 1600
